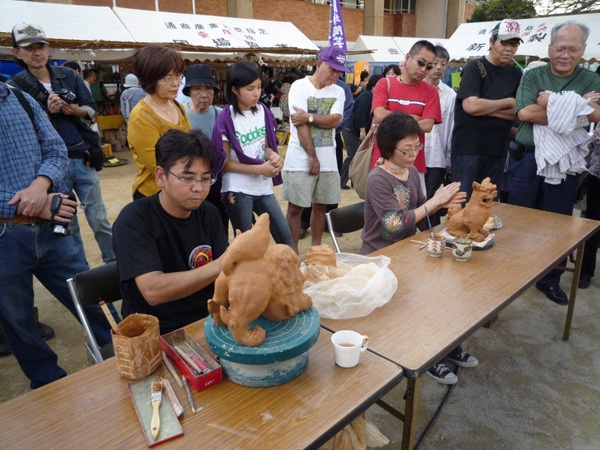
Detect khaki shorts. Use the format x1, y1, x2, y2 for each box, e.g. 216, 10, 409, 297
282, 171, 341, 208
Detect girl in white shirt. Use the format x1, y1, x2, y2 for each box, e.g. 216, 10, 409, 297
213, 62, 292, 247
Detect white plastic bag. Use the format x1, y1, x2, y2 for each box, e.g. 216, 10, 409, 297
302, 253, 398, 320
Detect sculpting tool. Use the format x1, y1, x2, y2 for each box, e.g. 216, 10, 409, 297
162, 352, 183, 387
150, 381, 162, 440
181, 375, 198, 414
99, 300, 119, 333
174, 344, 208, 375
180, 342, 210, 374
159, 376, 184, 418
424, 205, 435, 239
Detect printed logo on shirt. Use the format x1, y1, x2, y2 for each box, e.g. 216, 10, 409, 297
189, 245, 213, 269
236, 126, 266, 145
307, 96, 337, 148
235, 125, 267, 159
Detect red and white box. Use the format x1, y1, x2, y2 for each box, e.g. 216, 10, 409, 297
161, 329, 222, 392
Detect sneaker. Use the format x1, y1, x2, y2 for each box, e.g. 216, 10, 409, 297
427, 363, 457, 385
447, 351, 478, 368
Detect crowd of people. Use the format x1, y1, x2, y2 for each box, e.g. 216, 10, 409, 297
1, 18, 599, 391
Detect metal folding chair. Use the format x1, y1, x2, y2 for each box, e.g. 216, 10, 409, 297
325, 201, 365, 253
67, 262, 121, 364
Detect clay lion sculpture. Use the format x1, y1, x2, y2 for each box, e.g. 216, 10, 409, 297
207, 213, 313, 347
446, 177, 497, 242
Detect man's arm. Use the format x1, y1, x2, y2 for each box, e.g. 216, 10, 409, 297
134, 258, 224, 306
462, 96, 516, 119
10, 92, 69, 218
291, 106, 342, 129
53, 68, 97, 120
296, 123, 320, 175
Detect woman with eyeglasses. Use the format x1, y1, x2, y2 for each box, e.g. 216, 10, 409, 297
362, 114, 476, 386
212, 62, 293, 248
361, 113, 464, 255
127, 45, 191, 200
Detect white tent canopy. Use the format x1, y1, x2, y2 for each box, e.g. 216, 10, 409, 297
347, 35, 450, 62
446, 13, 600, 62
0, 0, 134, 46
112, 7, 318, 53
0, 1, 318, 62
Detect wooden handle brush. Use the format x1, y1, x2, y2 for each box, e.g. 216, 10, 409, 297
150, 381, 162, 440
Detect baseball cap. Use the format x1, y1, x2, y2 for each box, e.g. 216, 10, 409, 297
123, 74, 139, 88
183, 64, 220, 96
491, 19, 523, 42
11, 23, 49, 48
318, 46, 350, 73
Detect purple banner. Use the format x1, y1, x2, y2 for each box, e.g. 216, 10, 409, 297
329, 0, 347, 51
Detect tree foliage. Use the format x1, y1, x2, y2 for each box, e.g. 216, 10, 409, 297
535, 0, 600, 15
468, 0, 537, 23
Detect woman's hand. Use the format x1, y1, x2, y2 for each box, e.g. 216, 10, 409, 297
259, 161, 279, 178
432, 182, 465, 209
268, 152, 284, 173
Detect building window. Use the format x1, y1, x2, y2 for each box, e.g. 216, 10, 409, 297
384, 0, 416, 13
303, 0, 365, 9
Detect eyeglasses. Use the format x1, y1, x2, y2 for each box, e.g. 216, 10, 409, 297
415, 59, 434, 71
550, 46, 584, 56
159, 74, 183, 84
499, 39, 521, 48
166, 171, 216, 186
395, 144, 424, 156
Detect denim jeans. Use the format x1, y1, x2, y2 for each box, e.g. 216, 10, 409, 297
508, 152, 580, 286
0, 220, 113, 388
222, 191, 293, 248
64, 158, 116, 263
451, 154, 504, 201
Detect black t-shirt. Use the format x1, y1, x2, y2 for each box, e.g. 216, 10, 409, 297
113, 194, 228, 334
452, 57, 522, 156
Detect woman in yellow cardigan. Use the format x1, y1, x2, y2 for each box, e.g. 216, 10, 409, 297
128, 45, 191, 199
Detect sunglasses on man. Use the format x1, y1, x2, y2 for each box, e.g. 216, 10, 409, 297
415, 59, 434, 71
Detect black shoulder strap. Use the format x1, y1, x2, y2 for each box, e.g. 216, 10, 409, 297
7, 85, 35, 126
173, 99, 185, 117
214, 106, 218, 121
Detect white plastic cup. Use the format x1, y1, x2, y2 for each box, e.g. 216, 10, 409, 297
331, 330, 369, 368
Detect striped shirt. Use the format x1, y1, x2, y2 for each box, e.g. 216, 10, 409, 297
0, 82, 67, 219
533, 90, 593, 184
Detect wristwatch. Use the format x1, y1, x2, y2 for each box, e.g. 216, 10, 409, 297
308, 114, 314, 124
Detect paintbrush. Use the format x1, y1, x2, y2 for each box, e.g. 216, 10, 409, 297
150, 381, 162, 440
99, 300, 119, 334
424, 205, 435, 239
181, 375, 197, 414
162, 352, 183, 388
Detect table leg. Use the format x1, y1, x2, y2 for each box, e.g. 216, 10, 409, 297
563, 242, 585, 341
401, 377, 420, 450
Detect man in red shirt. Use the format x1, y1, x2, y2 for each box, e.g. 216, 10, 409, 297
371, 40, 442, 191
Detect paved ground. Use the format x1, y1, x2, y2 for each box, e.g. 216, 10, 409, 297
1, 147, 599, 449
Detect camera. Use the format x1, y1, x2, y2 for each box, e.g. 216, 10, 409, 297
51, 193, 77, 236
55, 88, 77, 104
